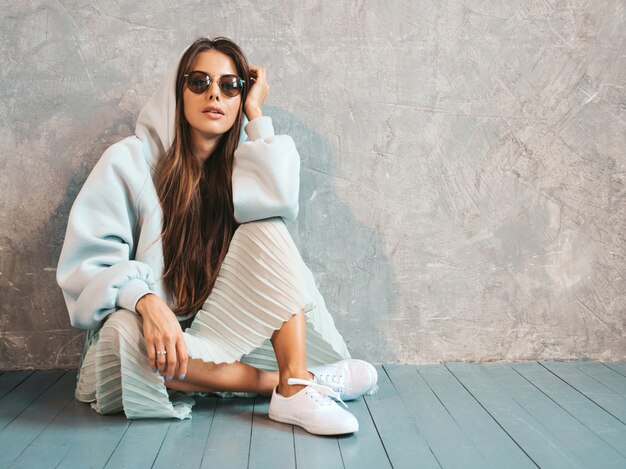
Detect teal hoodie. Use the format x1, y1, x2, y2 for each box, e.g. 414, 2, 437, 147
56, 42, 301, 334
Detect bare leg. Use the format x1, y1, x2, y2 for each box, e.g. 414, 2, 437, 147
164, 359, 280, 396
270, 309, 314, 397
165, 308, 313, 396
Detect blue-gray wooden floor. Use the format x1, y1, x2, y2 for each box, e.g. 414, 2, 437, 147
1, 360, 625, 468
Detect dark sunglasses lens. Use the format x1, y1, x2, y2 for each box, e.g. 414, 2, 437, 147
220, 75, 243, 97
187, 72, 209, 93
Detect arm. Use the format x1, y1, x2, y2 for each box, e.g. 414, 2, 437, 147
232, 115, 300, 224
56, 142, 157, 330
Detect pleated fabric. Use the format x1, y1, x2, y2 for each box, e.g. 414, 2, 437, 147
75, 310, 196, 419
74, 217, 352, 420
183, 216, 351, 366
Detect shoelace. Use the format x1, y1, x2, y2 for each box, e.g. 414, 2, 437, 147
287, 378, 348, 408
313, 371, 347, 395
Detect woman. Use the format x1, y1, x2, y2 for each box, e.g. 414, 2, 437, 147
56, 36, 377, 436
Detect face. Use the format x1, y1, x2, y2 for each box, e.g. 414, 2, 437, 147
183, 49, 242, 152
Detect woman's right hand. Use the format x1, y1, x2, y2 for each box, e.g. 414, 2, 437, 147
244, 65, 269, 121
136, 293, 189, 381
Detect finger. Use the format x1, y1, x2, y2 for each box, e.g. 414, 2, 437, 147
249, 66, 265, 77
155, 342, 167, 376
145, 337, 157, 373
176, 336, 189, 380
165, 339, 178, 382
253, 68, 265, 80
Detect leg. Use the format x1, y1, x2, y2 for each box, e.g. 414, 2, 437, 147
270, 308, 315, 397
164, 359, 280, 396
266, 308, 360, 436
165, 309, 314, 396
166, 219, 312, 396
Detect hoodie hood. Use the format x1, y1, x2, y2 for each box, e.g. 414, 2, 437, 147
134, 39, 248, 169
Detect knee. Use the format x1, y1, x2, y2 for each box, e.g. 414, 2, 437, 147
235, 216, 285, 234
233, 216, 289, 245
99, 308, 143, 342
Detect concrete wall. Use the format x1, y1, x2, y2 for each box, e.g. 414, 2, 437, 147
1, 1, 624, 370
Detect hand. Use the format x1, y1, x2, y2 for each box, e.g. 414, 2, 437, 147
244, 65, 270, 121
136, 293, 190, 381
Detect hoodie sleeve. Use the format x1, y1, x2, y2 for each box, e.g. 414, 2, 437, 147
56, 142, 157, 330
232, 116, 300, 224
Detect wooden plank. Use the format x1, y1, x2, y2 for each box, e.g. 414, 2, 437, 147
385, 364, 487, 468
248, 396, 296, 469
338, 391, 392, 469
152, 396, 219, 469
0, 371, 34, 400
293, 426, 343, 469
480, 362, 625, 468
363, 364, 439, 469
0, 370, 64, 432
603, 361, 626, 378
446, 362, 578, 468
0, 370, 75, 467
103, 420, 172, 468
512, 361, 626, 459
199, 396, 254, 469
574, 361, 626, 397
12, 395, 130, 468
540, 360, 626, 423
418, 364, 535, 468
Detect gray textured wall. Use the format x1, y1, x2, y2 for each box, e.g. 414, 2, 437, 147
1, 1, 624, 370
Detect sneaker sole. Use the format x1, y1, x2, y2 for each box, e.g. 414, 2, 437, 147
268, 410, 359, 435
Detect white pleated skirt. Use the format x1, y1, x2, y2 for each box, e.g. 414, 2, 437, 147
74, 217, 352, 420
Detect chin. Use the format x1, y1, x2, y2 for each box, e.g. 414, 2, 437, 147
193, 121, 231, 137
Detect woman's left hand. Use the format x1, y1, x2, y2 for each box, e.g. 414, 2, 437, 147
244, 65, 269, 121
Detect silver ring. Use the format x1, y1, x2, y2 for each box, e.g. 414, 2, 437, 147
156, 350, 167, 355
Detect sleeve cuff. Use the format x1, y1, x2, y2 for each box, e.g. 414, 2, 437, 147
117, 278, 154, 313
244, 115, 275, 141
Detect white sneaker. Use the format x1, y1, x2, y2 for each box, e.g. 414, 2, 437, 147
268, 378, 359, 435
309, 359, 378, 401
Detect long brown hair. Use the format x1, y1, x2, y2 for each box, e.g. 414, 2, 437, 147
155, 36, 249, 318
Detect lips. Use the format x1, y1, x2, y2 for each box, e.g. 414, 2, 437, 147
202, 105, 224, 115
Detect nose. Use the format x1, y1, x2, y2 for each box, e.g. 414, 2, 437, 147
207, 77, 221, 100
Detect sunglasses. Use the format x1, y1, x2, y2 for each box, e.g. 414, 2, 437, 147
183, 71, 245, 98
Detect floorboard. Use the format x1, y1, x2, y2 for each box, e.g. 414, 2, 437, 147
513, 361, 626, 458
604, 361, 626, 378
198, 396, 252, 469
540, 360, 626, 423
363, 364, 439, 468
0, 371, 75, 467
480, 362, 625, 468
1, 360, 625, 469
148, 396, 219, 469
574, 361, 626, 397
10, 391, 129, 468
0, 370, 34, 400
418, 364, 535, 468
0, 370, 65, 433
294, 419, 344, 469
338, 389, 392, 469
248, 396, 296, 469
446, 362, 576, 468
386, 363, 491, 468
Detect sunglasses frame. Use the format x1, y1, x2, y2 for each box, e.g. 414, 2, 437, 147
183, 70, 245, 97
